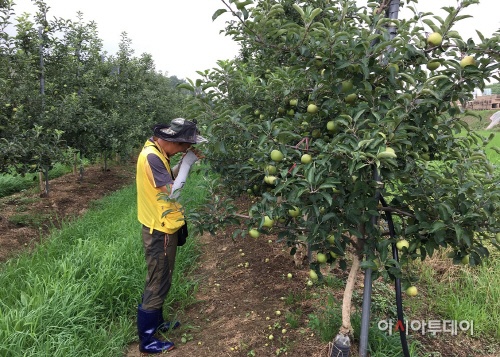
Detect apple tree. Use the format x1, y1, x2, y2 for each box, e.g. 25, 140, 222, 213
0, 0, 68, 178
184, 0, 500, 350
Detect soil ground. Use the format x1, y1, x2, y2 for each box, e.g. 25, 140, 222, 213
0, 160, 136, 263
1, 158, 499, 357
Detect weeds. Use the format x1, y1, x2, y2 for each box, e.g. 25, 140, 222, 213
0, 167, 210, 356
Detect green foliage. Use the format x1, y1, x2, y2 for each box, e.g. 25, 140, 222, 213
485, 83, 500, 94
0, 1, 188, 176
185, 0, 500, 289
352, 281, 398, 319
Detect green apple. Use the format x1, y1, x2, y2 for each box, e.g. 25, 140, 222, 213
461, 255, 470, 265
326, 121, 336, 131
270, 150, 284, 162
247, 188, 252, 194
265, 165, 277, 175
301, 154, 312, 164
288, 206, 300, 217
264, 175, 277, 185
327, 235, 335, 244
289, 99, 298, 106
317, 253, 327, 263
387, 63, 399, 73
287, 109, 295, 116
259, 114, 264, 120
396, 239, 409, 251
306, 280, 313, 286
263, 216, 274, 228
427, 32, 443, 47
345, 93, 357, 104
287, 273, 292, 279
427, 60, 440, 71
249, 229, 260, 238
496, 233, 500, 244
278, 107, 285, 114
309, 269, 318, 281
315, 56, 322, 66
405, 286, 418, 296
460, 56, 476, 68
307, 104, 319, 114
341, 80, 353, 93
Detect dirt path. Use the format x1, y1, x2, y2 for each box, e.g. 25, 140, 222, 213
126, 195, 335, 356
0, 160, 136, 263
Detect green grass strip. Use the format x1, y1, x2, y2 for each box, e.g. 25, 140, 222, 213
0, 163, 74, 198
419, 256, 500, 340
0, 166, 210, 356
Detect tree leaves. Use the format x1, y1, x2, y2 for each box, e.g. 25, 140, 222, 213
212, 9, 227, 22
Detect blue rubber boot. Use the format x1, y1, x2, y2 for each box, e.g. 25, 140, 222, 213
157, 306, 181, 333
139, 296, 180, 333
137, 305, 175, 354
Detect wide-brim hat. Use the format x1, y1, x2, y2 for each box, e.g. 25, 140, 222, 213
153, 118, 208, 144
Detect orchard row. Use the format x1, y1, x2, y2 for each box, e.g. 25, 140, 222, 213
0, 1, 188, 177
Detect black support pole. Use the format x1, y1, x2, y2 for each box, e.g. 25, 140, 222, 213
358, 1, 401, 356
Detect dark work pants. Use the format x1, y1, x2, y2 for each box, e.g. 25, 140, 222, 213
141, 226, 178, 310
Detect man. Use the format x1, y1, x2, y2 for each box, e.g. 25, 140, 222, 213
136, 118, 206, 354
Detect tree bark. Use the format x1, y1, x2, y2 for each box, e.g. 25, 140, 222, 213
38, 171, 44, 194
339, 241, 362, 336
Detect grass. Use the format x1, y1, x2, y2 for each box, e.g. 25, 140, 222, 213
0, 163, 74, 198
417, 249, 500, 341
0, 165, 211, 356
307, 292, 429, 356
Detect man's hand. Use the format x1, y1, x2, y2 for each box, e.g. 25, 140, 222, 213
189, 148, 206, 160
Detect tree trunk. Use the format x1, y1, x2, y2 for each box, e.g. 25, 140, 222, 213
73, 153, 77, 175
339, 243, 362, 336
38, 171, 44, 194
330, 227, 367, 356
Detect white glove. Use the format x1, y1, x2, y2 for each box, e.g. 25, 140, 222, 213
169, 150, 198, 199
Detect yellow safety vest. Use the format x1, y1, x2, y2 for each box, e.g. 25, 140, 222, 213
136, 139, 185, 234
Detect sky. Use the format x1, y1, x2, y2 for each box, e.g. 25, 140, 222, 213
5, 0, 499, 81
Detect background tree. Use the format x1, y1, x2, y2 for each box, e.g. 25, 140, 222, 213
1, 0, 188, 187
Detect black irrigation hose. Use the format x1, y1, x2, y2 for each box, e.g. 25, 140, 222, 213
379, 195, 410, 357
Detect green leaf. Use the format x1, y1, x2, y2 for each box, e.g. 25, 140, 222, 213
202, 82, 217, 90
176, 83, 195, 92
309, 8, 322, 22
212, 9, 227, 21
319, 191, 333, 206
292, 4, 305, 20
422, 19, 440, 34
429, 221, 446, 233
